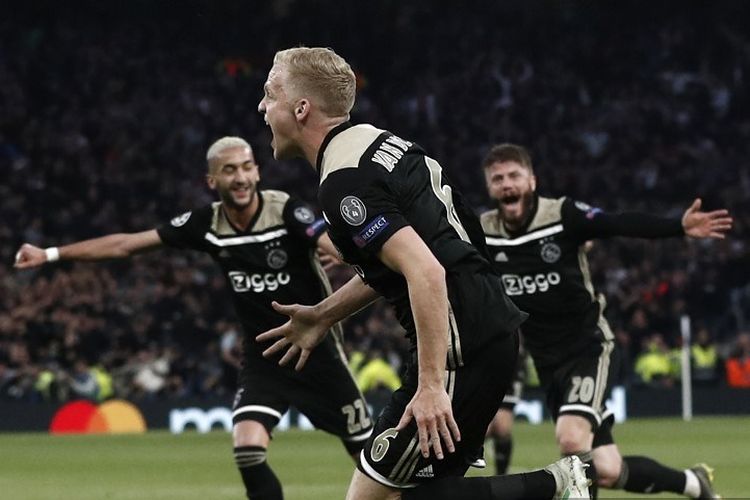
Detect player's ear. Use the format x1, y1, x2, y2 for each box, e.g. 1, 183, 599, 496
294, 99, 310, 122
206, 174, 217, 190
530, 174, 537, 192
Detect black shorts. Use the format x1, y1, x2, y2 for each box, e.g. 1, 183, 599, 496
592, 409, 616, 448
357, 331, 519, 488
232, 336, 373, 451
536, 337, 616, 430
500, 342, 527, 410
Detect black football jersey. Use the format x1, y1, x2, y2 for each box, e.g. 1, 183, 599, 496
157, 190, 338, 357
481, 195, 683, 367
317, 122, 525, 367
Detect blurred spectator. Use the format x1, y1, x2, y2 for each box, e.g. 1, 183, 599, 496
356, 348, 402, 395
634, 333, 677, 388
130, 348, 170, 398
691, 327, 720, 385
725, 332, 750, 388
354, 343, 401, 418
67, 358, 99, 401
218, 320, 242, 392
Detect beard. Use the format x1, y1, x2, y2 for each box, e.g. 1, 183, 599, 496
498, 189, 535, 227
221, 184, 257, 210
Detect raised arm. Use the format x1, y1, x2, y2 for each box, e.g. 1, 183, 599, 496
14, 229, 163, 269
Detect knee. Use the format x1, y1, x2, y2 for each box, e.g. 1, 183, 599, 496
556, 416, 593, 455
556, 430, 590, 455
593, 450, 623, 488
234, 433, 266, 447
595, 458, 622, 487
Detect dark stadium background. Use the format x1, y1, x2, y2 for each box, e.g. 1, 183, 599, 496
2, 1, 749, 412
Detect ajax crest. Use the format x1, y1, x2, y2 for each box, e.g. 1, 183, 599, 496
540, 242, 561, 263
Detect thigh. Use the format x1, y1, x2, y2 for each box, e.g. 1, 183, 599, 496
233, 420, 271, 448
346, 469, 402, 500
357, 333, 518, 489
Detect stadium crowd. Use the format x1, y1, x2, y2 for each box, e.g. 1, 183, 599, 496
1, 1, 749, 403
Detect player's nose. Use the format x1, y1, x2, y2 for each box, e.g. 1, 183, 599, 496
235, 169, 250, 183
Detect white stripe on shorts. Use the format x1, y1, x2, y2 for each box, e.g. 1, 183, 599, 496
360, 450, 418, 489
559, 404, 602, 425
232, 405, 282, 420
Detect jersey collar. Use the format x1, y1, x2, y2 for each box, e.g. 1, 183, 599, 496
221, 190, 265, 234
316, 121, 353, 174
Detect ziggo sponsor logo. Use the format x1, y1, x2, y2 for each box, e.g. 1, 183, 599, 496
228, 271, 291, 293
49, 399, 147, 434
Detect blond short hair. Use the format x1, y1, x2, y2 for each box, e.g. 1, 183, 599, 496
274, 47, 356, 117
206, 137, 252, 170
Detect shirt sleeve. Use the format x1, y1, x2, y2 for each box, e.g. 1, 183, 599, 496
156, 209, 207, 250
562, 198, 684, 242
282, 197, 327, 248
320, 168, 410, 256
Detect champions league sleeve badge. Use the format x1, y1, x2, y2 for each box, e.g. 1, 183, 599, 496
170, 211, 192, 227
293, 206, 316, 224
574, 200, 592, 212
340, 196, 367, 226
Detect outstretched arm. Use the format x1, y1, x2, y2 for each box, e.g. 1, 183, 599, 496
14, 229, 163, 269
681, 198, 733, 239
257, 274, 380, 370
565, 198, 732, 241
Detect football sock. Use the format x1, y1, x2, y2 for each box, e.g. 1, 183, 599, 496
682, 469, 702, 498
493, 435, 513, 475
234, 446, 283, 500
576, 451, 597, 499
620, 455, 686, 494
402, 469, 556, 499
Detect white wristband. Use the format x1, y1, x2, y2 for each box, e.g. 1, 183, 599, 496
45, 247, 60, 262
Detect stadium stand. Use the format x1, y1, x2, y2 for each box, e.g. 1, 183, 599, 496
2, 1, 748, 402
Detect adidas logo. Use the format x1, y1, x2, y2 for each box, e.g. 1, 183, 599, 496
415, 464, 434, 478
495, 252, 509, 262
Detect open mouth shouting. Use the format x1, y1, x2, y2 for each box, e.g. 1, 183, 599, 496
500, 193, 522, 211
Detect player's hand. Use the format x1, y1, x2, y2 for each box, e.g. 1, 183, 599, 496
395, 384, 460, 460
14, 243, 47, 269
681, 198, 733, 239
255, 301, 330, 371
